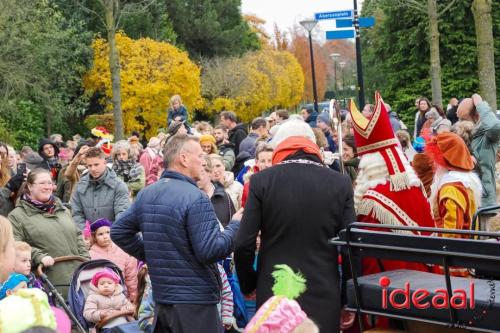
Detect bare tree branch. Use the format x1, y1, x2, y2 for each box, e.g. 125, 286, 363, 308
438, 0, 460, 17
75, 0, 107, 28
395, 0, 427, 14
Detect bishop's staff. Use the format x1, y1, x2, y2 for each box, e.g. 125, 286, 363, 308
329, 99, 345, 174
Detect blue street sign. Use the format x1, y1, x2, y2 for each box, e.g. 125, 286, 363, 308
326, 30, 355, 40
359, 17, 375, 28
336, 17, 376, 28
315, 10, 353, 21
336, 19, 353, 28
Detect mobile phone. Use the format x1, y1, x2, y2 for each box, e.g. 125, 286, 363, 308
17, 163, 27, 175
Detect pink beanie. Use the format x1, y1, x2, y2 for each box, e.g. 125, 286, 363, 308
91, 269, 120, 287
244, 296, 307, 333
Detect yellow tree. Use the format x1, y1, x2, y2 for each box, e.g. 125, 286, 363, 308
84, 32, 203, 138
201, 50, 304, 121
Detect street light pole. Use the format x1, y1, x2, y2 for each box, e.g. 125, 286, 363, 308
353, 0, 365, 107
300, 19, 319, 113
330, 53, 340, 96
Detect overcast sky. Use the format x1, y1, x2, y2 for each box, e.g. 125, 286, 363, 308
241, 0, 364, 37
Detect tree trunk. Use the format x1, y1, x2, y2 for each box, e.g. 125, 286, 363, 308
46, 108, 52, 136
105, 0, 124, 140
427, 0, 442, 108
472, 0, 497, 111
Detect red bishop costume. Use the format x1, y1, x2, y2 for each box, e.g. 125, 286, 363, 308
350, 92, 436, 276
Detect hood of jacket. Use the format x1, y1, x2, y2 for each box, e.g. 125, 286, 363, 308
38, 139, 60, 159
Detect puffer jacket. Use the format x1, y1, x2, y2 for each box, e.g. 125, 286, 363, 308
111, 170, 239, 305
8, 198, 89, 299
471, 101, 500, 207
71, 168, 130, 230
83, 284, 133, 323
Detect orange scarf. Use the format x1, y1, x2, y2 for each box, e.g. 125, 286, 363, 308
272, 136, 323, 165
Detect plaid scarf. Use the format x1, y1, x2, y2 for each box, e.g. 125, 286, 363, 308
22, 193, 57, 214
113, 159, 141, 183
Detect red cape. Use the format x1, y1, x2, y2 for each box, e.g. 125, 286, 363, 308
357, 183, 436, 275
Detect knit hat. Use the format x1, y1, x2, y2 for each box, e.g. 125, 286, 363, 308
271, 119, 316, 148
0, 273, 28, 300
317, 111, 330, 125
91, 268, 120, 287
90, 218, 112, 232
199, 134, 216, 145
244, 265, 309, 333
0, 288, 56, 333
425, 132, 474, 171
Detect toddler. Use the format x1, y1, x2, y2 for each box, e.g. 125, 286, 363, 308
83, 269, 134, 331
13, 241, 43, 289
0, 273, 28, 300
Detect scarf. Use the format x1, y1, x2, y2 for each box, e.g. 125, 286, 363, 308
22, 193, 57, 214
113, 159, 141, 183
272, 136, 323, 165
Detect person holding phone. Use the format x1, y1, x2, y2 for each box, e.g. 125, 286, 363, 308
0, 147, 27, 217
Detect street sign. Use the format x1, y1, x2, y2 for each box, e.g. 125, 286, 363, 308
336, 17, 376, 28
314, 10, 353, 21
326, 30, 355, 40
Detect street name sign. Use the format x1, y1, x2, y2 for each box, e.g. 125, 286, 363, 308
314, 10, 353, 21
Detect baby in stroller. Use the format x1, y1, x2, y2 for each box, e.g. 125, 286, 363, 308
83, 268, 135, 332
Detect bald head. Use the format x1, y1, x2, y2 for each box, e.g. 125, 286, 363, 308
457, 98, 474, 121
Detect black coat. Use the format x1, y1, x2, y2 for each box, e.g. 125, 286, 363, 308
234, 152, 355, 333
211, 181, 235, 227
228, 124, 247, 156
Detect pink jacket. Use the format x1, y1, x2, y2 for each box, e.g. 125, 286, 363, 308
139, 148, 162, 185
83, 284, 133, 323
89, 243, 138, 302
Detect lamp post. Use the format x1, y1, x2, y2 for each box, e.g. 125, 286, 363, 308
329, 53, 340, 95
339, 61, 346, 101
300, 19, 319, 113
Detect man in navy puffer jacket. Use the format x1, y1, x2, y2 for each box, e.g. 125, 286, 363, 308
111, 134, 241, 333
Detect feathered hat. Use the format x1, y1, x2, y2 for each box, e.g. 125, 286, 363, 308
91, 126, 114, 141
349, 92, 410, 191
244, 265, 310, 333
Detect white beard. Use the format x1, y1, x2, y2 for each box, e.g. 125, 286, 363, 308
354, 149, 424, 210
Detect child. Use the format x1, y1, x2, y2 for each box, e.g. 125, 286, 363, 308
243, 265, 319, 333
13, 241, 44, 290
0, 273, 28, 300
218, 263, 234, 330
167, 94, 188, 126
89, 218, 138, 302
83, 269, 134, 331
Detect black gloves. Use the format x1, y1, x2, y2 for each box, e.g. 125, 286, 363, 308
6, 173, 25, 193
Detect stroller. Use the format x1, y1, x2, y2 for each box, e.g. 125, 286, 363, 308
67, 259, 142, 333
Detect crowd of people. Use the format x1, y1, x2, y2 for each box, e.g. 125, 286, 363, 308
0, 91, 498, 333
